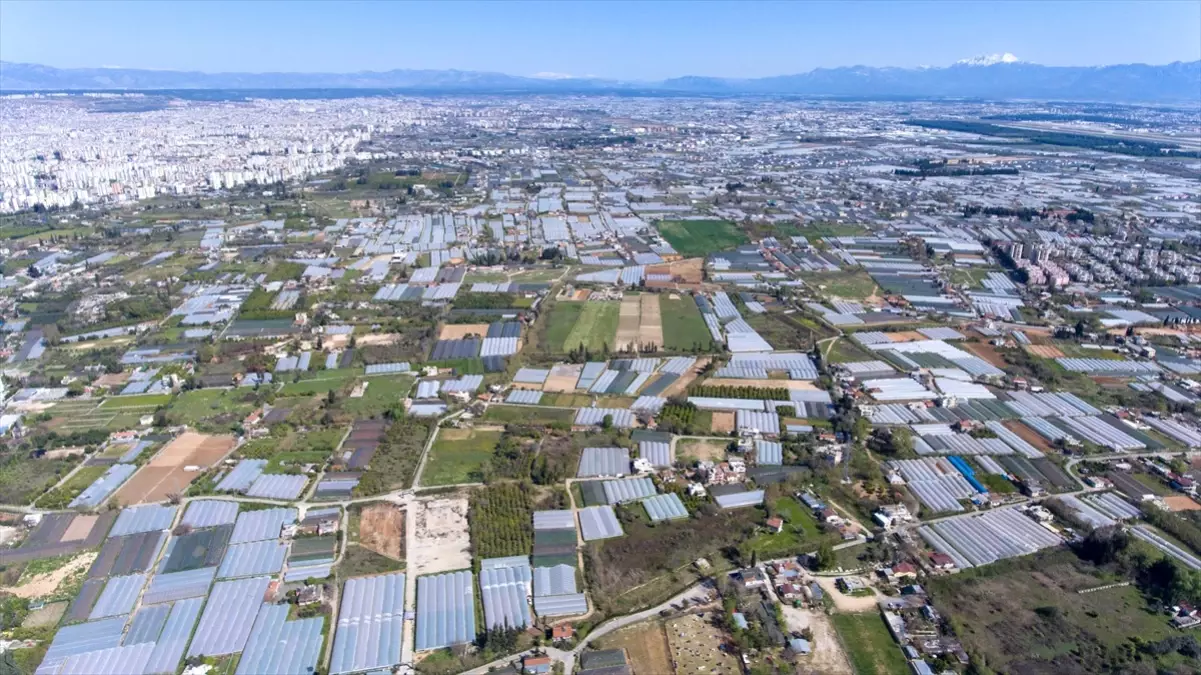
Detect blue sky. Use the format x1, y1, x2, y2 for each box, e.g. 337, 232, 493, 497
2, 0, 1198, 79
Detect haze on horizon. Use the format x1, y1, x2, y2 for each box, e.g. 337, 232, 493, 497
2, 0, 1199, 81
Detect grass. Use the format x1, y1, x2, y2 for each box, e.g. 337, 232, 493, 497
99, 393, 174, 409
421, 428, 503, 486
825, 337, 877, 364
0, 455, 79, 506
168, 388, 256, 428
277, 371, 360, 396
545, 301, 584, 352
34, 465, 109, 509
562, 302, 619, 353
1132, 472, 1173, 497
746, 496, 839, 558
806, 269, 880, 300
340, 375, 414, 418
656, 219, 749, 257
979, 472, 1017, 494
659, 295, 713, 351
947, 267, 997, 289
337, 544, 405, 579
482, 405, 574, 426
1056, 342, 1129, 361
541, 392, 594, 407
832, 612, 909, 675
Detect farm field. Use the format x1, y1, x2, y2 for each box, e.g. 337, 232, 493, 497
114, 432, 235, 504
667, 614, 741, 675
825, 337, 877, 364
745, 496, 838, 558
831, 612, 909, 675
543, 301, 584, 352
339, 375, 414, 418
659, 294, 711, 351
167, 388, 257, 430
99, 393, 174, 409
676, 438, 729, 462
562, 301, 619, 353
421, 428, 503, 486
593, 621, 674, 675
806, 270, 881, 301
356, 502, 405, 560
656, 219, 749, 257
925, 548, 1182, 675
481, 405, 574, 426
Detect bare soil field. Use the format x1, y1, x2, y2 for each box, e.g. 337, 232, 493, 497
21, 600, 68, 628
439, 323, 490, 340
1165, 495, 1201, 511
544, 363, 583, 393
596, 621, 673, 675
571, 289, 591, 301
409, 495, 471, 576
1002, 420, 1055, 454
667, 613, 741, 675
676, 438, 728, 462
1025, 344, 1066, 359
115, 432, 235, 505
886, 331, 926, 343
662, 356, 710, 398
638, 294, 663, 348
670, 258, 704, 284
359, 502, 405, 559
710, 411, 735, 434
61, 515, 97, 542
779, 605, 852, 675
616, 295, 642, 351
814, 576, 881, 611
963, 340, 1009, 368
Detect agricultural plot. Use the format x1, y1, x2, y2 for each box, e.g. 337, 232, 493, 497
659, 294, 712, 351
666, 614, 742, 675
166, 389, 257, 430
615, 294, 664, 351
339, 374, 414, 418
114, 432, 236, 505
831, 612, 909, 675
356, 502, 405, 560
421, 428, 503, 486
99, 393, 174, 410
806, 269, 881, 301
562, 301, 619, 353
409, 495, 471, 577
482, 405, 574, 426
594, 621, 674, 675
657, 219, 748, 257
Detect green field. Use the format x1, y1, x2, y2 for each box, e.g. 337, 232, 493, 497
656, 219, 749, 257
746, 496, 839, 558
825, 337, 876, 364
481, 405, 574, 426
340, 375, 414, 418
277, 371, 361, 396
545, 302, 584, 352
806, 270, 880, 300
947, 267, 998, 289
562, 302, 619, 352
831, 612, 909, 675
168, 389, 256, 428
421, 428, 503, 486
100, 393, 174, 409
34, 465, 109, 509
659, 295, 712, 351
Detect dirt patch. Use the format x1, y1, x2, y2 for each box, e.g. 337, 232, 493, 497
638, 294, 663, 348
779, 604, 853, 675
571, 289, 591, 301
115, 432, 235, 505
662, 356, 710, 398
669, 258, 704, 284
359, 503, 405, 559
544, 363, 582, 393
963, 340, 1009, 368
711, 411, 735, 434
60, 515, 97, 542
676, 439, 728, 462
409, 495, 471, 576
596, 621, 673, 675
616, 295, 642, 351
1165, 495, 1201, 511
1025, 344, 1065, 359
21, 600, 68, 628
3, 551, 96, 600
813, 576, 881, 612
887, 331, 926, 343
1001, 420, 1055, 454
439, 323, 490, 340
666, 613, 741, 675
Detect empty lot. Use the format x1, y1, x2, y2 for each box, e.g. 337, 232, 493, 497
115, 432, 235, 504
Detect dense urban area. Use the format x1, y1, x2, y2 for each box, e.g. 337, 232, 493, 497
0, 92, 1200, 675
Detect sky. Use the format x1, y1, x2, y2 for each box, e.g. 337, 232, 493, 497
2, 0, 1199, 80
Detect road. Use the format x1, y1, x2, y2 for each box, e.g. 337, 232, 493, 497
462, 582, 714, 675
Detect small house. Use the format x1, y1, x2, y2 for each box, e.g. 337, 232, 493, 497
766, 517, 784, 533
522, 655, 552, 674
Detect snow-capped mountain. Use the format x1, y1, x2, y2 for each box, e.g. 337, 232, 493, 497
956, 53, 1022, 66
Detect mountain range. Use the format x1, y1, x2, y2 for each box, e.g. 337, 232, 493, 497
2, 57, 1199, 102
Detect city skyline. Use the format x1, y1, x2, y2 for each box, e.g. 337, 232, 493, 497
2, 0, 1199, 80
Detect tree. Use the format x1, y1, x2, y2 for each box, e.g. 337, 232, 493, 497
815, 541, 836, 571
601, 414, 613, 430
